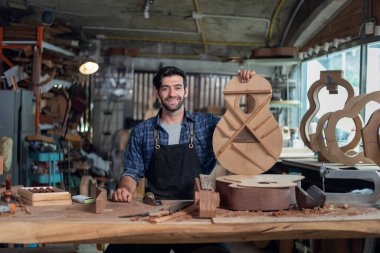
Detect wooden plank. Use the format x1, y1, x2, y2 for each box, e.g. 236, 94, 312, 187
0, 201, 379, 244
212, 211, 380, 224
22, 198, 72, 207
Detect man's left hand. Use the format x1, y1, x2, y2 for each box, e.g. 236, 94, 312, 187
237, 69, 256, 83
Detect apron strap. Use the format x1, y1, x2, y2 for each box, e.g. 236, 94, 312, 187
154, 122, 195, 149
154, 128, 160, 149
189, 122, 194, 149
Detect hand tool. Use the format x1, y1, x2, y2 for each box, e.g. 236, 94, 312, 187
142, 192, 162, 206
320, 163, 380, 206
295, 185, 326, 209
199, 174, 215, 191
119, 200, 193, 218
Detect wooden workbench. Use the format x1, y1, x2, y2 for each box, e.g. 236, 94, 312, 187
1, 200, 380, 244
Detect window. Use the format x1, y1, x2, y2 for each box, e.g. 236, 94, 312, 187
365, 41, 380, 122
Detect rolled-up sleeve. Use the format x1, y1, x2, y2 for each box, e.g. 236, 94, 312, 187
121, 127, 145, 182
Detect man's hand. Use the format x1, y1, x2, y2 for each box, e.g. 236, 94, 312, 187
237, 69, 256, 83
112, 176, 137, 202
112, 187, 133, 202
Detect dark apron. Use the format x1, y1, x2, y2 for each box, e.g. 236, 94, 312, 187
145, 122, 201, 200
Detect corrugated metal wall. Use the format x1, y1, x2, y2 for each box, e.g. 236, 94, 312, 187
133, 71, 233, 120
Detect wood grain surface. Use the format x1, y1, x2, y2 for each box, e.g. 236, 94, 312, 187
1, 200, 380, 244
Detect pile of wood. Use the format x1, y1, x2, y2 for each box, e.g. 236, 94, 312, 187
1, 23, 80, 89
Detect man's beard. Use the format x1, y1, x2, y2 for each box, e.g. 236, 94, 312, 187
159, 96, 185, 112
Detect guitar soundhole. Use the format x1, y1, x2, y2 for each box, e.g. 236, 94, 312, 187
239, 95, 255, 114
258, 181, 277, 184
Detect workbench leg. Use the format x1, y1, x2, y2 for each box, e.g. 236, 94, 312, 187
312, 239, 363, 253
363, 238, 378, 253
279, 240, 294, 253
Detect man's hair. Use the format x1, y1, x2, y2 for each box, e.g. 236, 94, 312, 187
153, 66, 187, 90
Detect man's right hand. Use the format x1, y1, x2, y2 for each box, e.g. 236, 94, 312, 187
112, 176, 137, 202
112, 187, 133, 202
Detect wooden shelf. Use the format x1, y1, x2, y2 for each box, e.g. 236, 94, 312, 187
270, 100, 301, 108
244, 58, 300, 67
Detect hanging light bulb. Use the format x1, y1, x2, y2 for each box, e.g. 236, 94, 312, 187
79, 57, 99, 75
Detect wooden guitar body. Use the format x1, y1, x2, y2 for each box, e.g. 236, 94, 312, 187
213, 75, 294, 211
216, 174, 304, 211
213, 75, 282, 175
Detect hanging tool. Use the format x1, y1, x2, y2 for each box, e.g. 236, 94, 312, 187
320, 163, 380, 206
119, 200, 193, 218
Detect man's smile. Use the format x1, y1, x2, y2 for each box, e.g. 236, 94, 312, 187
165, 97, 180, 104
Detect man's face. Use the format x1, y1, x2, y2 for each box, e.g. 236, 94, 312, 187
156, 75, 188, 112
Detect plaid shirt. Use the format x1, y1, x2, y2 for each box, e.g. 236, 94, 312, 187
121, 110, 220, 182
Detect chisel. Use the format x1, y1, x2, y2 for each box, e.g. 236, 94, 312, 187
119, 200, 193, 218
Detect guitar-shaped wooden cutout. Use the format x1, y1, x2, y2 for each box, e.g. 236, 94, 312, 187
213, 75, 282, 175
324, 91, 380, 165
362, 109, 380, 166
300, 70, 359, 151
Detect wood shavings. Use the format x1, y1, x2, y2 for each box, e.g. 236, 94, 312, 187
216, 204, 375, 218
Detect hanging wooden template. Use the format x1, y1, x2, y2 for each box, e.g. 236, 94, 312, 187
362, 109, 380, 166
325, 91, 380, 165
300, 71, 357, 151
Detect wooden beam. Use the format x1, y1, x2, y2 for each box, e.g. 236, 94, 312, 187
291, 0, 354, 48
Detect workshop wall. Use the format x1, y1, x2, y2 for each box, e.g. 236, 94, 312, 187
301, 0, 379, 51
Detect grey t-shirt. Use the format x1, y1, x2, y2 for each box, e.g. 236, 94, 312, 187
161, 123, 182, 145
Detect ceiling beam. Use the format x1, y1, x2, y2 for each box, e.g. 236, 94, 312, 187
290, 0, 353, 48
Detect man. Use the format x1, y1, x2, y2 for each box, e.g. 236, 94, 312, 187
106, 66, 255, 253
